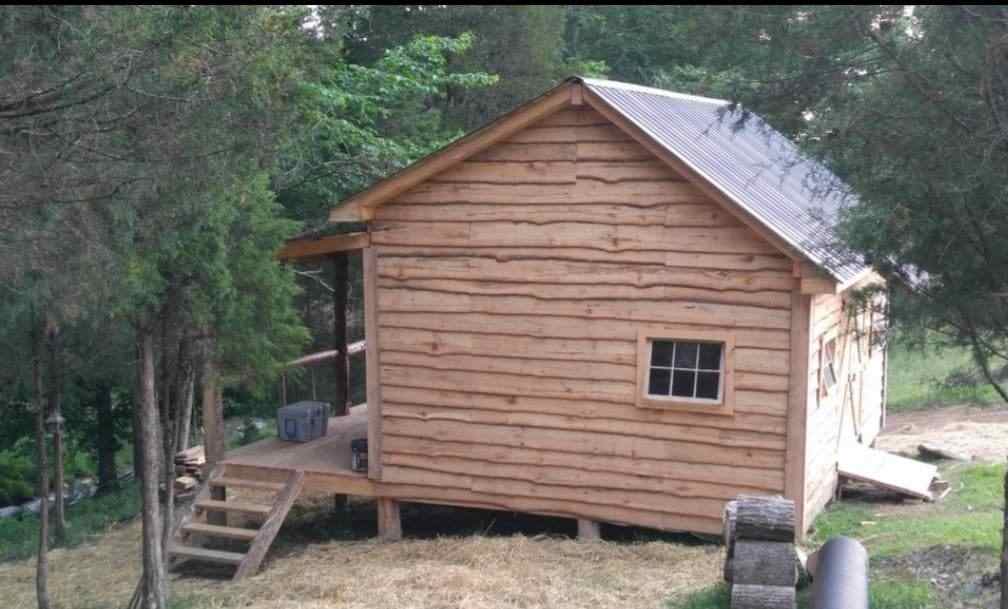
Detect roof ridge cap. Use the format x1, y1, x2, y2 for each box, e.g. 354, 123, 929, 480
578, 77, 730, 106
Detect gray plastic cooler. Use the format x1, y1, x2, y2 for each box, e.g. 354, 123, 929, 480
277, 400, 329, 442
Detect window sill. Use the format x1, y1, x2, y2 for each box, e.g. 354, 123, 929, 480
636, 394, 734, 416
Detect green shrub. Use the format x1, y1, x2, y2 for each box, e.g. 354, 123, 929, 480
0, 481, 141, 562
0, 451, 35, 506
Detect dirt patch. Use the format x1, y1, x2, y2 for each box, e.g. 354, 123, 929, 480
876, 404, 1008, 462
876, 545, 1000, 609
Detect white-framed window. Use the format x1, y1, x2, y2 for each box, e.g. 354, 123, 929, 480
820, 337, 838, 399
646, 340, 725, 402
636, 327, 735, 414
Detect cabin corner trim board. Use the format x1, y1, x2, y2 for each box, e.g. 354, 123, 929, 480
363, 246, 383, 480
785, 291, 812, 537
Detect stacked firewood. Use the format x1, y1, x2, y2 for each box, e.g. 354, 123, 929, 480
723, 495, 797, 609
173, 446, 205, 493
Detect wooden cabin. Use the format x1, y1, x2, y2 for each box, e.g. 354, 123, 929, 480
172, 77, 891, 576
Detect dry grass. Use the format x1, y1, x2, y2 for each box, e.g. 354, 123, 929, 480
0, 501, 723, 609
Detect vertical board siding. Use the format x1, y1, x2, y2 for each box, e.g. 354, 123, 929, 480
373, 106, 796, 533
803, 289, 887, 525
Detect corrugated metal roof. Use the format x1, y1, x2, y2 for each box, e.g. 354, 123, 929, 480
581, 77, 866, 282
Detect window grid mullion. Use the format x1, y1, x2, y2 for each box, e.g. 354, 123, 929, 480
692, 342, 700, 398
669, 342, 677, 396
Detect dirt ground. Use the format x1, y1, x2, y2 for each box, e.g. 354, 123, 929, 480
876, 404, 1008, 462
869, 404, 1008, 609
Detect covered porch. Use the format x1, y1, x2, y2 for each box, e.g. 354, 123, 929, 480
220, 403, 375, 497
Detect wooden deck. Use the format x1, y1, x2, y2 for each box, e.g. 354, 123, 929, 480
221, 404, 375, 496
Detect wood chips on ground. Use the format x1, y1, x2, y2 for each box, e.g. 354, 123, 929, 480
0, 518, 723, 609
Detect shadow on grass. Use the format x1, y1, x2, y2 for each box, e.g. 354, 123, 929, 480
172, 497, 709, 581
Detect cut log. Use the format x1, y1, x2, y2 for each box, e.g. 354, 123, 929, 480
731, 540, 797, 587
174, 476, 198, 493
723, 500, 738, 556
731, 584, 795, 609
735, 496, 795, 542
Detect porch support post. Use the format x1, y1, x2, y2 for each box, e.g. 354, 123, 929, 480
331, 252, 349, 416
577, 519, 601, 541
377, 498, 402, 542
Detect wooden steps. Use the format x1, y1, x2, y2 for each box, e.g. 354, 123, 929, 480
168, 467, 305, 580
168, 544, 245, 565
196, 499, 272, 517
182, 522, 258, 542
209, 477, 285, 492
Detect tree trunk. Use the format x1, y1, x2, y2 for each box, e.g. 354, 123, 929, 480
136, 328, 167, 609
332, 253, 349, 416
174, 371, 194, 452
132, 405, 143, 483
95, 382, 119, 494
45, 320, 67, 542
33, 321, 51, 609
1001, 466, 1007, 609
200, 338, 224, 470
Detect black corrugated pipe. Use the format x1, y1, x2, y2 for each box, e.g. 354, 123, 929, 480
811, 536, 869, 609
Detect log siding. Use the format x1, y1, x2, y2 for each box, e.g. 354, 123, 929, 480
370, 107, 798, 534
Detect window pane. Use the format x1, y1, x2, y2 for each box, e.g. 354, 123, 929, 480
648, 368, 671, 395
651, 341, 674, 367
671, 370, 696, 397
698, 343, 722, 370
697, 372, 720, 399
674, 342, 699, 368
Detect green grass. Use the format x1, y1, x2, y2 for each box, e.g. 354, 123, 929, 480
669, 581, 932, 609
886, 341, 1001, 412
810, 464, 1005, 558
0, 481, 141, 562
671, 464, 1004, 609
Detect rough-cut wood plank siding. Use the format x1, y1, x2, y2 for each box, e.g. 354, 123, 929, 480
372, 107, 796, 534
803, 289, 887, 526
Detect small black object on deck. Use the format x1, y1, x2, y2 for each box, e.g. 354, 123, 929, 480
350, 438, 368, 473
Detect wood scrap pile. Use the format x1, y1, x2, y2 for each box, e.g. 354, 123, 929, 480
173, 446, 205, 493
723, 495, 798, 609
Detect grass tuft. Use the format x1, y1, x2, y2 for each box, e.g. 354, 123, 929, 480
669, 581, 932, 609
811, 464, 1005, 558
886, 341, 1001, 411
